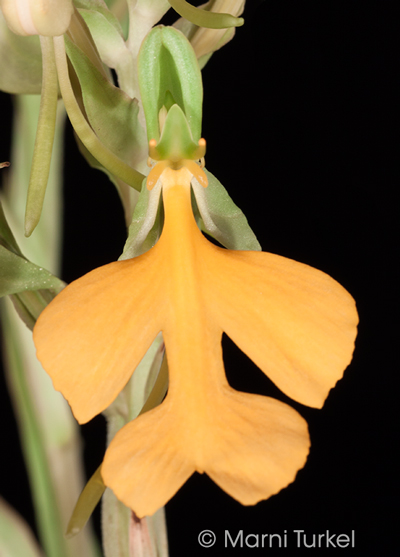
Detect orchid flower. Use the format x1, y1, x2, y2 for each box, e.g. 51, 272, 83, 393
33, 143, 358, 517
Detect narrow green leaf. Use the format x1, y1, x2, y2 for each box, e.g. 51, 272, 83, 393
9, 290, 54, 330
66, 466, 105, 539
0, 246, 65, 298
0, 201, 22, 256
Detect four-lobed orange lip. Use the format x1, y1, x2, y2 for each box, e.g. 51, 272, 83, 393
33, 165, 358, 518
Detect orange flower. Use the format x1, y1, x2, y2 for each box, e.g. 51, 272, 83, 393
33, 164, 358, 518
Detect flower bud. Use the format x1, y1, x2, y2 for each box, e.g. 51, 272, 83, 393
0, 0, 73, 36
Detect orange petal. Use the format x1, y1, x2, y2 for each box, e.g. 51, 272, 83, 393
101, 384, 309, 517
33, 252, 166, 423
203, 247, 358, 408
101, 399, 195, 518
205, 389, 310, 505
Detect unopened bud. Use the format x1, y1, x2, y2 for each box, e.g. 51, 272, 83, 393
0, 0, 73, 36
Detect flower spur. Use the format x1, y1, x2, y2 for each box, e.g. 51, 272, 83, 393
33, 154, 358, 518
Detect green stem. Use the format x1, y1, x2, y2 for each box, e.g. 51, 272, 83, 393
1, 303, 69, 557
1, 95, 100, 557
53, 35, 144, 191
24, 37, 58, 238
101, 338, 169, 557
168, 0, 244, 28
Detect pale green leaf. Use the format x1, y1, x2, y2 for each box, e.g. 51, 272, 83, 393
0, 202, 21, 255
0, 246, 65, 298
65, 466, 105, 539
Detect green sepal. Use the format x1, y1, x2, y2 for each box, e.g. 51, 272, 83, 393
192, 168, 262, 251
75, 0, 124, 37
169, 0, 244, 29
64, 36, 147, 172
76, 2, 132, 92
153, 104, 201, 162
173, 12, 239, 70
138, 25, 202, 142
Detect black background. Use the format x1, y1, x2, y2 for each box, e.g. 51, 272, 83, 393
0, 1, 397, 555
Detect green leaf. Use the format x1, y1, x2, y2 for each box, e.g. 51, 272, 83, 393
192, 168, 262, 251
138, 25, 203, 142
0, 200, 64, 304
0, 497, 44, 557
0, 201, 22, 256
0, 246, 65, 298
65, 466, 105, 539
